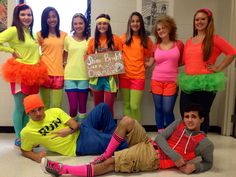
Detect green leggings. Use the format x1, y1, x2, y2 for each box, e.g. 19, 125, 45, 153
13, 92, 29, 139
121, 88, 143, 122
40, 88, 63, 110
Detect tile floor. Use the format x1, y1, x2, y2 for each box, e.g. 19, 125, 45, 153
0, 133, 236, 177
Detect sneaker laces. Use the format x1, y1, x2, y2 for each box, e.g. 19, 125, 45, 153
90, 154, 106, 165
46, 159, 63, 175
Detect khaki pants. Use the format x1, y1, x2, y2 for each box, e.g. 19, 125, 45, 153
115, 120, 159, 172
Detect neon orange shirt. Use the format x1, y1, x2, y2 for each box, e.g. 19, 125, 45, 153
37, 31, 67, 76
119, 34, 154, 79
87, 34, 122, 54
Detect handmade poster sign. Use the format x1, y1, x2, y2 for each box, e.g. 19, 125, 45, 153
85, 51, 125, 78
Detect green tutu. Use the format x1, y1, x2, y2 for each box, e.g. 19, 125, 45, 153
178, 72, 226, 93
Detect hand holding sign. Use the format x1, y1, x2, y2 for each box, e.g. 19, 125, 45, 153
84, 51, 125, 78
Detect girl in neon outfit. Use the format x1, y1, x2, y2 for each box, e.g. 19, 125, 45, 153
63, 13, 90, 121
0, 4, 48, 147
179, 8, 236, 133
37, 7, 67, 110
119, 12, 154, 122
151, 15, 184, 133
87, 14, 122, 116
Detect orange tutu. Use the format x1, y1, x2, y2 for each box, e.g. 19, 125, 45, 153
1, 58, 49, 86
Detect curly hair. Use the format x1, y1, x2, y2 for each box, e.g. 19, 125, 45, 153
152, 15, 177, 43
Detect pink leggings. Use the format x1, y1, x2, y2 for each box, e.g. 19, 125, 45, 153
66, 91, 88, 117
92, 90, 116, 116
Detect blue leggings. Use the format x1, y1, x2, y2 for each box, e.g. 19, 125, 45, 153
76, 103, 128, 155
13, 92, 29, 139
152, 94, 176, 130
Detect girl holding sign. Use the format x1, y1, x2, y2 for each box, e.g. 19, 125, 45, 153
63, 13, 90, 122
87, 14, 122, 116
119, 12, 154, 122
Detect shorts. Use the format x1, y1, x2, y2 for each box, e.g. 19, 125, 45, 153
10, 82, 39, 95
119, 78, 145, 91
115, 120, 159, 172
89, 77, 112, 92
64, 80, 89, 92
41, 76, 64, 89
151, 80, 177, 96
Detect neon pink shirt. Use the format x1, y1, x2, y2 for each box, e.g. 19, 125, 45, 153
152, 41, 182, 82
183, 34, 236, 75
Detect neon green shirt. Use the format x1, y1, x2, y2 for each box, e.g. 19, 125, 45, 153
64, 36, 89, 80
21, 108, 80, 156
0, 26, 40, 64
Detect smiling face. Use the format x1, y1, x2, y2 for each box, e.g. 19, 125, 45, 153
194, 12, 209, 33
73, 17, 85, 34
183, 111, 204, 131
96, 21, 109, 34
156, 23, 170, 39
130, 15, 141, 34
47, 10, 58, 29
19, 8, 33, 28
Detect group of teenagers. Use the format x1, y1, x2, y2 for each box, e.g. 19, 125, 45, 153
1, 3, 236, 177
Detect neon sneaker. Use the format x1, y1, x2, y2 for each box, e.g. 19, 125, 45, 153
41, 157, 63, 177
90, 154, 106, 165
14, 138, 21, 149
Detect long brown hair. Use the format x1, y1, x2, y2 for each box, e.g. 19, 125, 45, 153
193, 8, 214, 61
12, 4, 34, 41
94, 14, 114, 51
125, 12, 148, 48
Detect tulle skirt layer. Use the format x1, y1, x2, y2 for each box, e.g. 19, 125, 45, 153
178, 72, 226, 93
1, 58, 48, 86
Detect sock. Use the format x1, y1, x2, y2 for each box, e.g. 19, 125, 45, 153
77, 113, 86, 122
62, 164, 94, 177
103, 132, 124, 159
158, 128, 165, 133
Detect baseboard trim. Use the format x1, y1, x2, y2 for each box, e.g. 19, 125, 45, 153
143, 125, 221, 134
208, 126, 221, 134
0, 126, 15, 133
0, 125, 221, 134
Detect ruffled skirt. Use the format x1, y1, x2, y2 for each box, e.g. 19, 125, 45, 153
178, 72, 226, 93
1, 58, 48, 86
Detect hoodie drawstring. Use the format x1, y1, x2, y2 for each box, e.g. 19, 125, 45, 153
172, 129, 185, 150
172, 129, 192, 154
184, 133, 192, 154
